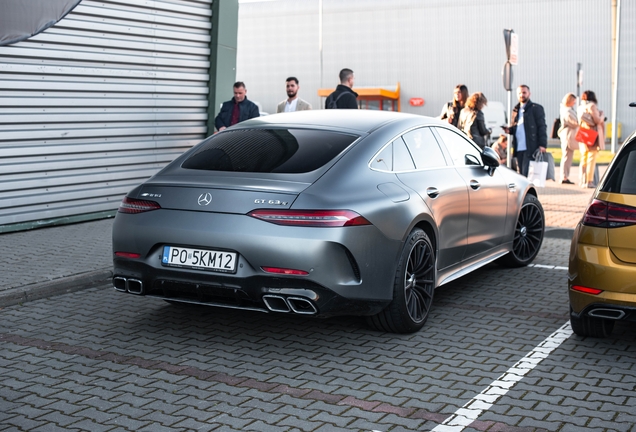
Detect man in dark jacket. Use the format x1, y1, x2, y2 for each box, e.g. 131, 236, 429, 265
214, 81, 260, 132
325, 68, 358, 109
503, 85, 548, 176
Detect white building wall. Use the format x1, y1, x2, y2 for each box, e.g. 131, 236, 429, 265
237, 0, 634, 137
0, 0, 212, 229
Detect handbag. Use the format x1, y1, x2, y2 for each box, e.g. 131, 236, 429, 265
580, 112, 596, 128
550, 118, 561, 139
575, 126, 598, 147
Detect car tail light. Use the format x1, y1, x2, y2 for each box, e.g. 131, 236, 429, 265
248, 210, 371, 227
115, 252, 141, 259
582, 199, 636, 228
571, 285, 603, 295
262, 266, 309, 276
118, 197, 161, 214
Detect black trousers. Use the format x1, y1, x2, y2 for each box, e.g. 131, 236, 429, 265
516, 150, 529, 177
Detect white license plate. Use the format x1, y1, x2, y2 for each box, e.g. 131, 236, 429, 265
161, 246, 237, 273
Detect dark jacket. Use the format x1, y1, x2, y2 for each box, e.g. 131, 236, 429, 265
457, 108, 489, 149
508, 100, 547, 154
439, 101, 463, 127
214, 97, 260, 130
325, 84, 358, 109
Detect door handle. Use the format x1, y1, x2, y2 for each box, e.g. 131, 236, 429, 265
426, 187, 439, 199
470, 180, 481, 190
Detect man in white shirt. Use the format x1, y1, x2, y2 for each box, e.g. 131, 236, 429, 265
276, 77, 312, 113
502, 85, 547, 176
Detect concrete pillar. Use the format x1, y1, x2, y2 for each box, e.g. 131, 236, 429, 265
208, 0, 239, 134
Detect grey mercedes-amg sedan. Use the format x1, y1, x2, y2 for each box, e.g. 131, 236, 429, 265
112, 110, 544, 333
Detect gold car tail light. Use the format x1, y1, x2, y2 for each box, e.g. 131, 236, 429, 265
582, 199, 636, 228
571, 285, 603, 295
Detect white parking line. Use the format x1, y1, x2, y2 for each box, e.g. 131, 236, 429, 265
431, 321, 573, 432
528, 263, 568, 271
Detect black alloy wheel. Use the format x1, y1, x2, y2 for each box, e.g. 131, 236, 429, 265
368, 229, 436, 333
501, 194, 545, 267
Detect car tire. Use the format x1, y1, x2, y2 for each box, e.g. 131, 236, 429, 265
570, 311, 614, 338
367, 229, 435, 334
500, 194, 544, 267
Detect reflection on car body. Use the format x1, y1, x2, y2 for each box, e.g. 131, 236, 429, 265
112, 110, 544, 333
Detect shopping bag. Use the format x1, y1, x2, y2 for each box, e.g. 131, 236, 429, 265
575, 127, 598, 146
528, 159, 548, 187
534, 149, 556, 181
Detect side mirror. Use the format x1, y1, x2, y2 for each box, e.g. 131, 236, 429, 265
481, 146, 500, 168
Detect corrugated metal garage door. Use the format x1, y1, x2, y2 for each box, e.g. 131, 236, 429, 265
0, 0, 212, 231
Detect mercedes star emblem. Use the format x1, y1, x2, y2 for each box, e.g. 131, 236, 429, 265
197, 193, 212, 206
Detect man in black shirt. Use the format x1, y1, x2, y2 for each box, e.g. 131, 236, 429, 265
325, 68, 358, 109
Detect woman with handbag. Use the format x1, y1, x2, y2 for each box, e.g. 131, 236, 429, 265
576, 90, 605, 188
558, 93, 579, 184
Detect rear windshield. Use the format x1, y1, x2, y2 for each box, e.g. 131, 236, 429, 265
182, 128, 359, 173
602, 142, 636, 195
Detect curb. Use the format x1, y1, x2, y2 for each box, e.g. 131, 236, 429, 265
544, 227, 575, 240
0, 269, 112, 308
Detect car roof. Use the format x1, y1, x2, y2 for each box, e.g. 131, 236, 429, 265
231, 110, 442, 134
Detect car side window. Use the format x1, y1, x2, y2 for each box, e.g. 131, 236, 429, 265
370, 143, 393, 172
602, 143, 636, 194
402, 127, 447, 169
435, 127, 482, 166
393, 137, 416, 171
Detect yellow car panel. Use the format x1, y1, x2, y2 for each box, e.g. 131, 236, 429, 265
569, 225, 636, 308
598, 192, 636, 264
597, 191, 636, 207
570, 289, 636, 315
568, 132, 636, 337
608, 227, 636, 263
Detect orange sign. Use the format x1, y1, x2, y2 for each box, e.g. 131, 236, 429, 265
409, 98, 425, 107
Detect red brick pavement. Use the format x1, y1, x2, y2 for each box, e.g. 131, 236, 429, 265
536, 165, 606, 229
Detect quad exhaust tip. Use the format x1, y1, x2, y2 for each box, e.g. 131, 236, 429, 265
114, 279, 316, 313
588, 308, 625, 320
112, 276, 144, 295
262, 294, 317, 315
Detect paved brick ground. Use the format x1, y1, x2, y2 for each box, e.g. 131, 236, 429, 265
1, 237, 634, 431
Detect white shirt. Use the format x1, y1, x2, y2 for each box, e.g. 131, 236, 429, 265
516, 103, 527, 152
284, 98, 298, 112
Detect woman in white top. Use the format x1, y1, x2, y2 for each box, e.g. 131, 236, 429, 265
557, 93, 579, 184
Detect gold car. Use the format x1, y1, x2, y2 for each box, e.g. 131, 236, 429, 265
569, 130, 636, 337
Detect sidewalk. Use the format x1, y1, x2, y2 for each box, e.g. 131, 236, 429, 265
0, 167, 600, 308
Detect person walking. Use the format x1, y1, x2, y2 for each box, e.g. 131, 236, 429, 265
558, 93, 579, 184
457, 92, 490, 149
439, 84, 468, 128
325, 68, 358, 109
276, 77, 312, 113
577, 90, 605, 188
502, 85, 548, 177
214, 81, 260, 132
